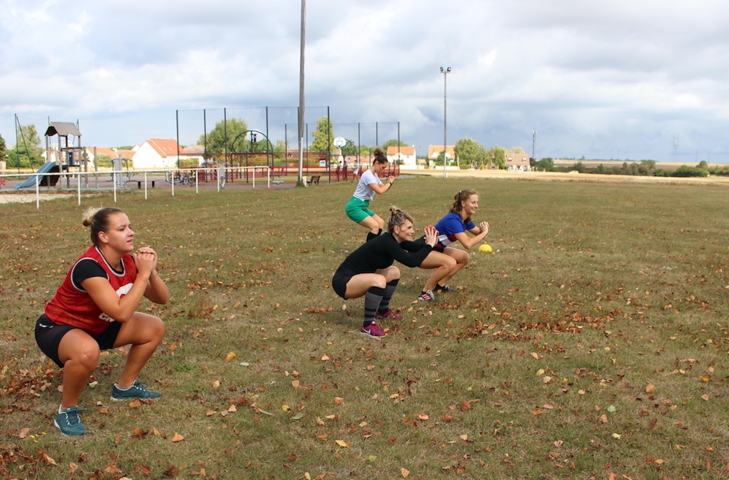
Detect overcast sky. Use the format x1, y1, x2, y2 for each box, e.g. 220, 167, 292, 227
2, 0, 728, 163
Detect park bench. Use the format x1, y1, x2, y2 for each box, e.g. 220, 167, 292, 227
307, 175, 320, 186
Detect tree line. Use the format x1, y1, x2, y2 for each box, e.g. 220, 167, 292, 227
4, 118, 727, 177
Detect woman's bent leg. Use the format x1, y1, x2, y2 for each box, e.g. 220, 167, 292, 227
114, 312, 165, 388
57, 329, 101, 409
420, 251, 457, 292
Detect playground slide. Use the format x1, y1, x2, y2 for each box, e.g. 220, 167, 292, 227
15, 162, 58, 189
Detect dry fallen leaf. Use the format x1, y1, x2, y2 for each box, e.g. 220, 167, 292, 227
171, 432, 185, 442
334, 397, 344, 405
128, 399, 142, 408
41, 452, 57, 465
645, 384, 656, 393
225, 352, 236, 362
104, 465, 123, 474
292, 380, 300, 389
335, 440, 349, 448
401, 467, 410, 478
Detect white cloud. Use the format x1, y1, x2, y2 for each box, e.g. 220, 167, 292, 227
1, 0, 728, 162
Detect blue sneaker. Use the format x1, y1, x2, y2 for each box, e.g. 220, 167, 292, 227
111, 380, 161, 401
55, 406, 87, 436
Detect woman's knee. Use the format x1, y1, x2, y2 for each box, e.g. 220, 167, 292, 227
68, 342, 101, 370
143, 316, 166, 344
386, 266, 400, 281
461, 253, 471, 265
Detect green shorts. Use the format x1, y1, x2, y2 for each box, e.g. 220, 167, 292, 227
345, 197, 375, 223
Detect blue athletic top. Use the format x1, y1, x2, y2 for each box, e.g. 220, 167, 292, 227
434, 212, 475, 249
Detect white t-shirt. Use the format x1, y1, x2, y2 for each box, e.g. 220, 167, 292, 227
352, 169, 382, 202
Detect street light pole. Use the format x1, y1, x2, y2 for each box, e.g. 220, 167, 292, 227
440, 66, 451, 179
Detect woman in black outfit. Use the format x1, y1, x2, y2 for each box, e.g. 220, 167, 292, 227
332, 206, 438, 338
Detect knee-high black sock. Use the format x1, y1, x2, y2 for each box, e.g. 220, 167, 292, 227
363, 286, 385, 326
366, 228, 383, 242
378, 279, 399, 314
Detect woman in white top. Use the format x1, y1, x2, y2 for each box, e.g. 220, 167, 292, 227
345, 148, 396, 242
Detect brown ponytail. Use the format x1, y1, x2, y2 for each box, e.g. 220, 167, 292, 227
450, 189, 478, 223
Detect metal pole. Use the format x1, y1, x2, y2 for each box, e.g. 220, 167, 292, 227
440, 67, 451, 178
298, 0, 306, 185
532, 130, 536, 163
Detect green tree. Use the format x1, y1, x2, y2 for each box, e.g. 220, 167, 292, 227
672, 165, 709, 177
484, 146, 506, 169
310, 117, 334, 153
197, 118, 248, 155
454, 138, 481, 168
535, 157, 554, 171
341, 139, 358, 156
382, 139, 408, 150
510, 146, 526, 154
9, 124, 43, 168
0, 133, 6, 164
697, 160, 709, 171
638, 160, 657, 176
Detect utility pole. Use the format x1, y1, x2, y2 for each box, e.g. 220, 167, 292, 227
440, 67, 451, 179
532, 129, 536, 162
297, 0, 306, 185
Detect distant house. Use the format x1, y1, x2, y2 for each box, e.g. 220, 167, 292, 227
386, 146, 417, 168
132, 139, 180, 169
83, 147, 124, 164
181, 145, 206, 166
505, 153, 530, 170
427, 145, 455, 164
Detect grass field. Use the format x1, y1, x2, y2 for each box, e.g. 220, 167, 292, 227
1, 177, 729, 480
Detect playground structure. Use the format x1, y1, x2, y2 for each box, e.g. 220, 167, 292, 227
16, 121, 86, 189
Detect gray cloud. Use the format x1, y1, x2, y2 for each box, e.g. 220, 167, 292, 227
1, 0, 728, 163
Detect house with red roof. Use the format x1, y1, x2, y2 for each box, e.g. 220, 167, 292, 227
132, 139, 180, 169
386, 145, 417, 168
427, 145, 455, 164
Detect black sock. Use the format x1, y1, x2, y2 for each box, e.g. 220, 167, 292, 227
365, 229, 383, 242
364, 286, 385, 326
378, 279, 399, 314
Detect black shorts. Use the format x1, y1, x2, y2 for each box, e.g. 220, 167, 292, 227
34, 314, 122, 368
332, 269, 354, 299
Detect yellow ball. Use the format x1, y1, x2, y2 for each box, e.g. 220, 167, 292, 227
479, 244, 493, 253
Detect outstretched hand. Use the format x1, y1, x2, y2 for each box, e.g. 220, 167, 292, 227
423, 225, 439, 247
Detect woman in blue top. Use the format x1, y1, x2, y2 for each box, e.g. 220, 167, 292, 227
345, 148, 396, 242
417, 189, 490, 301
